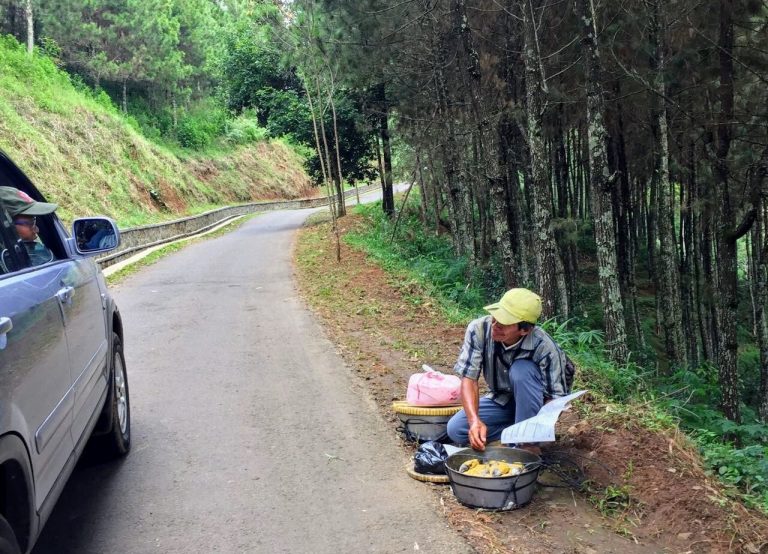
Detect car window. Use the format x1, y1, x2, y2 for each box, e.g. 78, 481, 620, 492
0, 202, 45, 274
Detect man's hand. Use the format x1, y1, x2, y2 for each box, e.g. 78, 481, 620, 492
468, 419, 487, 451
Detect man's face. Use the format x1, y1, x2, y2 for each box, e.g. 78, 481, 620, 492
13, 215, 38, 241
491, 317, 531, 346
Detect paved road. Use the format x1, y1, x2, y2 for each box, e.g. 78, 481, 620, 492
33, 203, 470, 553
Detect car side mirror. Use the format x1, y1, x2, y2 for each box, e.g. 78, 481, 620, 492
72, 217, 120, 255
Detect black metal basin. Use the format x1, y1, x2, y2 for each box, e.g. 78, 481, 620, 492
445, 446, 541, 510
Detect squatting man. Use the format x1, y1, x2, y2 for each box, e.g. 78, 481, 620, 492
446, 288, 569, 453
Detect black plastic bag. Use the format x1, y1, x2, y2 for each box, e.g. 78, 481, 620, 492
413, 441, 448, 474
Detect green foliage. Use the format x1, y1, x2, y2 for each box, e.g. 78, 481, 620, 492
256, 88, 312, 141
176, 102, 227, 149
0, 34, 111, 116
345, 200, 487, 323
739, 345, 762, 408
225, 110, 268, 145
218, 12, 297, 115
177, 119, 210, 149
274, 136, 314, 161
696, 431, 768, 512
539, 319, 649, 400
588, 483, 637, 518
37, 0, 206, 98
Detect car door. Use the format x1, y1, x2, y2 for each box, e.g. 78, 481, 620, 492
62, 252, 111, 449
0, 203, 74, 512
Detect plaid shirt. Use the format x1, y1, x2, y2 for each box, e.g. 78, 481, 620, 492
453, 316, 568, 406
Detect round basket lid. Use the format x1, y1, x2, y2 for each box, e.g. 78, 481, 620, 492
405, 462, 450, 483
392, 401, 462, 416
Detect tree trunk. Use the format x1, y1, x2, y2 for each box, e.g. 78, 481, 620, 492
24, 0, 33, 55
425, 154, 443, 236
681, 142, 700, 365
172, 93, 178, 130
612, 83, 644, 349
497, 115, 525, 287
552, 123, 578, 306
329, 92, 346, 217
376, 136, 386, 193
379, 104, 395, 217
304, 81, 340, 262
316, 83, 338, 221
521, 0, 568, 318
649, 0, 686, 367
577, 0, 629, 362
415, 154, 428, 224
433, 56, 470, 257
455, 0, 485, 266
755, 207, 768, 421
743, 146, 768, 420
497, 12, 531, 286
711, 0, 741, 423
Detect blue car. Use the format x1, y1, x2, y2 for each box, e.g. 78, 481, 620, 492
0, 151, 129, 554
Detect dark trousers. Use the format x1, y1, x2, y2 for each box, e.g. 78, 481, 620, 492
446, 359, 544, 445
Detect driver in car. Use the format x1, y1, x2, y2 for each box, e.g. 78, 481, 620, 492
0, 186, 57, 266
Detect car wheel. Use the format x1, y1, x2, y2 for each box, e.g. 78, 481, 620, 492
102, 332, 131, 457
0, 515, 20, 554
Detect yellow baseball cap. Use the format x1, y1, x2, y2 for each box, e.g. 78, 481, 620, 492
484, 288, 542, 325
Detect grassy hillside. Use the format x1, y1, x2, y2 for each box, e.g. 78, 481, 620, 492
0, 36, 312, 227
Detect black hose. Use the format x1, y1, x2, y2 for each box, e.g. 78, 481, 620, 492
537, 450, 616, 490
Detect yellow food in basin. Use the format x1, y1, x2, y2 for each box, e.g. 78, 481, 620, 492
458, 459, 526, 478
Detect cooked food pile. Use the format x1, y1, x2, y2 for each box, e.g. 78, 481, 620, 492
457, 459, 526, 478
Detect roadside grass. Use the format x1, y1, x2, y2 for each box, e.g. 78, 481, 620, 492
106, 241, 187, 285
339, 197, 768, 515
297, 212, 456, 366
343, 203, 487, 325
106, 214, 258, 285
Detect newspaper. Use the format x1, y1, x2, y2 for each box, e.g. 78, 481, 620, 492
500, 390, 587, 444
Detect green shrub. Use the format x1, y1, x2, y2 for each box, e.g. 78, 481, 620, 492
225, 110, 268, 145
696, 431, 768, 512
177, 115, 220, 149
172, 100, 228, 150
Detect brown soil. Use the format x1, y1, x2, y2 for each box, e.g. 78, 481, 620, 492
293, 214, 768, 554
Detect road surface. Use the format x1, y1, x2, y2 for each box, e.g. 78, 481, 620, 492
33, 202, 470, 553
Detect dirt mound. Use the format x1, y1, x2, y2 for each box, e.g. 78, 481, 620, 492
563, 417, 768, 552
294, 214, 768, 554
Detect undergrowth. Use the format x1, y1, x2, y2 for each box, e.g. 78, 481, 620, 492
345, 198, 768, 514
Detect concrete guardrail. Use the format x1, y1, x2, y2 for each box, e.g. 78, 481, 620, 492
97, 184, 376, 269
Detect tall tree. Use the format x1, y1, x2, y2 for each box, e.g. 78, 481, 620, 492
648, 0, 687, 368
576, 0, 629, 363
520, 0, 569, 318
709, 0, 745, 423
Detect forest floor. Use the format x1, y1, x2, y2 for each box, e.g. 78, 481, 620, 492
293, 213, 768, 554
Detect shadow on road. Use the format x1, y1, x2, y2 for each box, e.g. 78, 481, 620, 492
32, 444, 129, 554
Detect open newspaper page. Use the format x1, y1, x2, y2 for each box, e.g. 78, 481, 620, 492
500, 390, 588, 444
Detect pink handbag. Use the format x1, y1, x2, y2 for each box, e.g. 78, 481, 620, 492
406, 366, 462, 406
